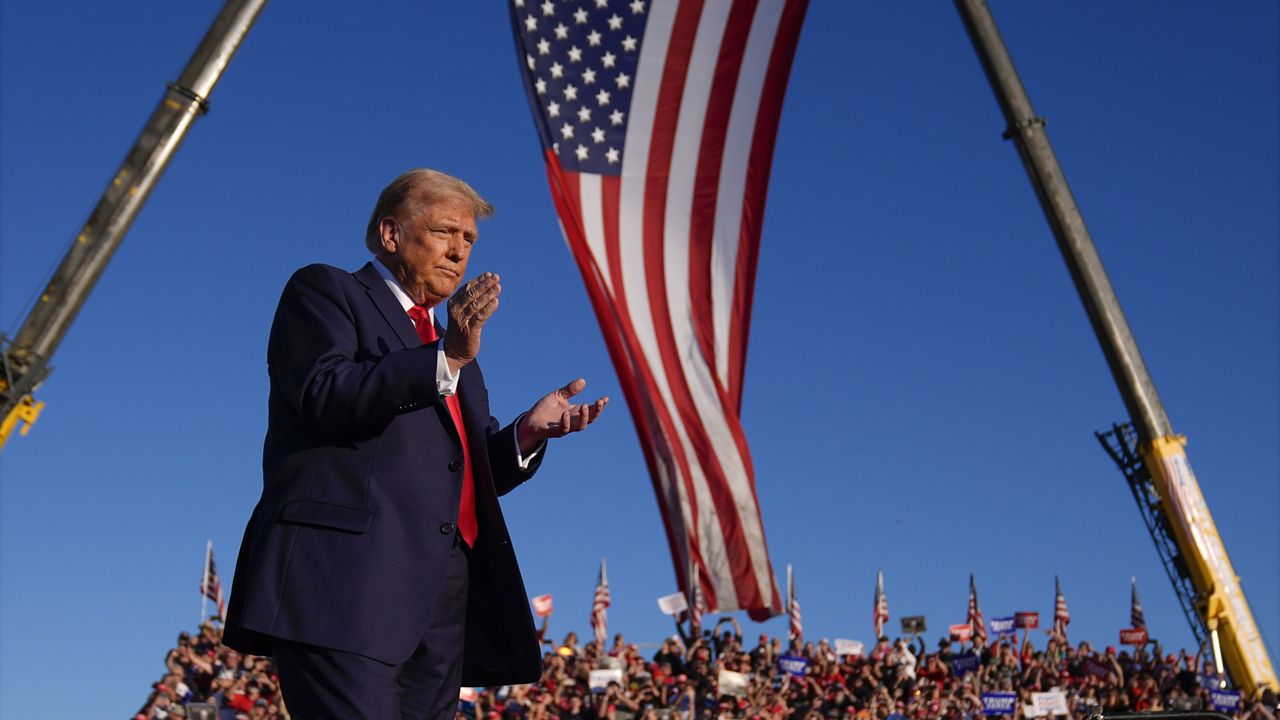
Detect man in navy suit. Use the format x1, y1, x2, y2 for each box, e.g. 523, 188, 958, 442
223, 168, 608, 719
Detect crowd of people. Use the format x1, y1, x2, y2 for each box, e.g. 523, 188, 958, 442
137, 614, 1278, 720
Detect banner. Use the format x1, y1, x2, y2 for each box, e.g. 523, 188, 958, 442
950, 624, 973, 642
657, 592, 689, 616
901, 616, 926, 634
1015, 612, 1039, 629
835, 639, 864, 657
1210, 689, 1241, 713
1031, 691, 1068, 717
981, 693, 1018, 716
778, 655, 810, 678
718, 670, 750, 698
589, 668, 624, 692
1119, 628, 1148, 646
951, 652, 980, 676
990, 616, 1015, 636
531, 594, 554, 618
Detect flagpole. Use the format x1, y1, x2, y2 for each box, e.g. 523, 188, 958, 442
200, 539, 211, 626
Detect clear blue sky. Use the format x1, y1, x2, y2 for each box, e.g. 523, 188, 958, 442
1, 2, 1275, 716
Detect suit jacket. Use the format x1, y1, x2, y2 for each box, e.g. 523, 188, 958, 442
223, 261, 543, 686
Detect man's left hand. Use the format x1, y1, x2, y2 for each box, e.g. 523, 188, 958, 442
518, 378, 608, 454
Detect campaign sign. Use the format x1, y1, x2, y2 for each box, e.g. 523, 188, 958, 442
657, 592, 689, 616
981, 692, 1018, 715
901, 615, 927, 634
951, 652, 980, 676
1084, 658, 1112, 679
950, 624, 973, 642
589, 668, 624, 692
778, 655, 810, 677
1015, 612, 1040, 629
1210, 689, 1241, 713
835, 639, 865, 657
990, 616, 1016, 637
1119, 628, 1148, 646
531, 594, 554, 618
1031, 691, 1068, 717
718, 670, 750, 698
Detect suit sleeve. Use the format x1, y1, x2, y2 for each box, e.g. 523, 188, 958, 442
268, 264, 443, 440
485, 420, 545, 497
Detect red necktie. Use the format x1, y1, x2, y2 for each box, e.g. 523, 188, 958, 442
407, 305, 477, 547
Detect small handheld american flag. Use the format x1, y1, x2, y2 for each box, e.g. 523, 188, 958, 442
199, 540, 226, 622
787, 564, 802, 643
873, 570, 889, 640
1130, 577, 1145, 629
590, 558, 610, 648
1053, 575, 1070, 641
967, 574, 986, 644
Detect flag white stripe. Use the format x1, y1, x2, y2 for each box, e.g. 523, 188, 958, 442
577, 173, 613, 297
711, 0, 785, 384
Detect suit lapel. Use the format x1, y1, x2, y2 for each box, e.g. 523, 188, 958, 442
353, 262, 420, 351
355, 263, 477, 451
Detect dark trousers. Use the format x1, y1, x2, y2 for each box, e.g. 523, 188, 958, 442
272, 535, 470, 720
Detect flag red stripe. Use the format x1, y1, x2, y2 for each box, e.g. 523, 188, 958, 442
728, 0, 808, 406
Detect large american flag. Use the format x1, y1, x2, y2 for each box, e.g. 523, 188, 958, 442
1054, 575, 1070, 641
873, 570, 889, 640
967, 574, 986, 644
590, 558, 611, 648
1130, 576, 1145, 629
200, 542, 226, 622
787, 564, 802, 643
509, 0, 807, 620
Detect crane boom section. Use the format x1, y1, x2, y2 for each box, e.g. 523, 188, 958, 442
0, 0, 267, 450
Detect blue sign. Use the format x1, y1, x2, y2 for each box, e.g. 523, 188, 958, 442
778, 655, 809, 677
1210, 690, 1240, 713
989, 616, 1016, 636
951, 651, 980, 676
981, 693, 1018, 715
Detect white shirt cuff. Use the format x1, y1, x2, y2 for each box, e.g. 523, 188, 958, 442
513, 412, 542, 470
436, 346, 459, 396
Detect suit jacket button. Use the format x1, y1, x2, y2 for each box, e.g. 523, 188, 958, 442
439, 522, 454, 535
448, 460, 463, 472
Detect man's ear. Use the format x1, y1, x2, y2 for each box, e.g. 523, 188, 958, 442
379, 216, 399, 254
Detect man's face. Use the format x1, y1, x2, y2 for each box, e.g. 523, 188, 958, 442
381, 193, 478, 306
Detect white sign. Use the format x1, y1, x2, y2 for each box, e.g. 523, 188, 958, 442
531, 594, 554, 617
459, 688, 479, 702
589, 668, 624, 692
835, 639, 865, 657
1032, 691, 1068, 717
657, 592, 689, 615
718, 670, 750, 697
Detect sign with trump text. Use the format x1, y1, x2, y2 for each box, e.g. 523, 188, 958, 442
949, 624, 973, 642
1015, 612, 1040, 629
1119, 628, 1148, 646
981, 693, 1018, 715
990, 616, 1016, 636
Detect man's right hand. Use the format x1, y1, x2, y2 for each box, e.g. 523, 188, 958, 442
444, 272, 500, 373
